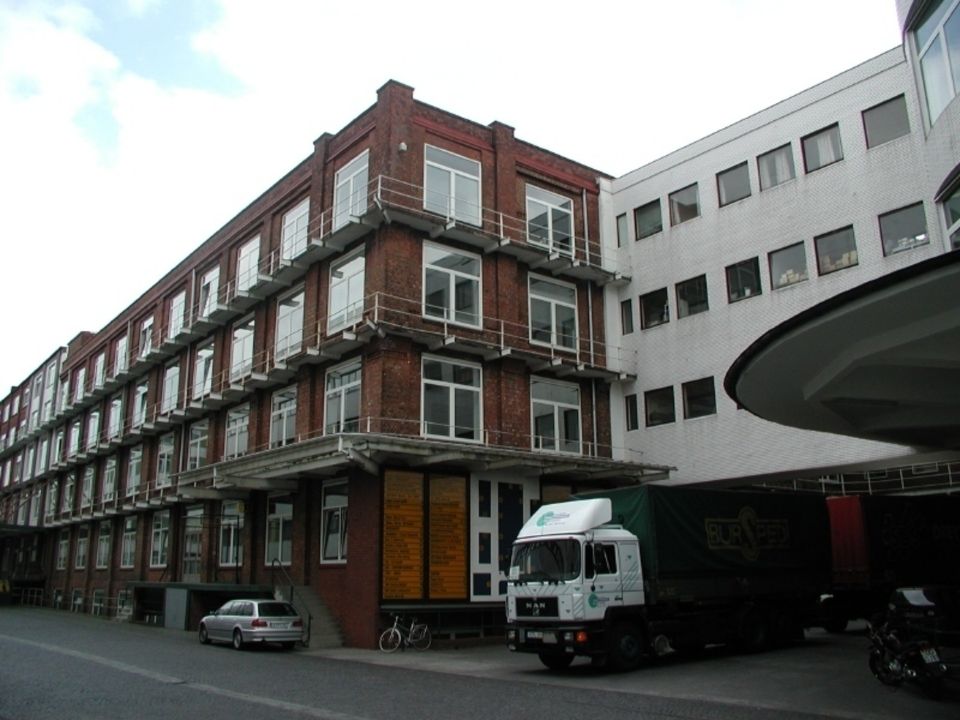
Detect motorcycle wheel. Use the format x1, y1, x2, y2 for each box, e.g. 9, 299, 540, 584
920, 675, 943, 701
869, 649, 902, 687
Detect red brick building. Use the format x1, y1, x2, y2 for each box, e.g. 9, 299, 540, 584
0, 82, 668, 647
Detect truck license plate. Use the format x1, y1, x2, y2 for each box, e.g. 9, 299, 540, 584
921, 647, 939, 663
526, 630, 542, 640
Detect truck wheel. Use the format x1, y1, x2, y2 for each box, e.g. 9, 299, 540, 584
538, 652, 574, 671
820, 597, 848, 634
737, 608, 768, 653
609, 623, 643, 671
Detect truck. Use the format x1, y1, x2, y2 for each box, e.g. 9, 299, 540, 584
821, 494, 960, 632
505, 485, 830, 670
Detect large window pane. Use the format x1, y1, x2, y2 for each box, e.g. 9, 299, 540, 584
422, 357, 481, 441
634, 199, 663, 239
726, 257, 762, 302
717, 162, 751, 206
675, 275, 709, 318
769, 243, 809, 289
682, 377, 716, 419
880, 203, 929, 256
423, 243, 480, 327
668, 184, 699, 226
863, 95, 910, 148
640, 288, 669, 329
815, 226, 858, 275
802, 124, 843, 172
645, 386, 675, 426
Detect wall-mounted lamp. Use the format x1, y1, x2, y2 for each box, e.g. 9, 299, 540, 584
398, 142, 408, 153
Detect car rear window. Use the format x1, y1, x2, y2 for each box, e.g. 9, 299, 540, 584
257, 602, 297, 617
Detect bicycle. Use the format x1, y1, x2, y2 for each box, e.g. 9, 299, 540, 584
378, 614, 432, 652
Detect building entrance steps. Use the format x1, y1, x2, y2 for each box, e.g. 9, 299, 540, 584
280, 585, 343, 649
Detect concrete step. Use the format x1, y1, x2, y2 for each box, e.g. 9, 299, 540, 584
277, 585, 344, 649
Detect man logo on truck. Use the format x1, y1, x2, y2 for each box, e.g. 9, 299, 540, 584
704, 506, 790, 561
536, 511, 571, 528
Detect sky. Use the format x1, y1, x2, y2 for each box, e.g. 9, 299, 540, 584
0, 0, 903, 394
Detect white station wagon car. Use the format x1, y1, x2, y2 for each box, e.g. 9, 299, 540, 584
199, 599, 304, 650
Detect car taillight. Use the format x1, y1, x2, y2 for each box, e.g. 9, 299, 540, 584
251, 618, 268, 628
293, 619, 303, 628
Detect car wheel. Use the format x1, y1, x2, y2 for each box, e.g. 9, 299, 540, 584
199, 624, 210, 645
232, 629, 245, 651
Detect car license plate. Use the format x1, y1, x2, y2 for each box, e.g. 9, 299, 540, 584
921, 647, 939, 663
271, 622, 290, 629
526, 630, 543, 640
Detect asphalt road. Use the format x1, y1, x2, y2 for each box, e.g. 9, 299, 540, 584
0, 608, 956, 720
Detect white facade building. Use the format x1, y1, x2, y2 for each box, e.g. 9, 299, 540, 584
604, 2, 960, 485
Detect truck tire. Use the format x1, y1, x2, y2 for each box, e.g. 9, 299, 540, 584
736, 607, 768, 653
608, 622, 643, 671
820, 597, 848, 634
538, 652, 574, 671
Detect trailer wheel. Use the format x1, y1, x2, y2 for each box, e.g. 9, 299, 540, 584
537, 651, 574, 671
609, 622, 643, 671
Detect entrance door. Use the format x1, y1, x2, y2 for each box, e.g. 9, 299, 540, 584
182, 505, 203, 582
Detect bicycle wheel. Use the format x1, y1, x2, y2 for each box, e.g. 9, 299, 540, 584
379, 627, 402, 652
411, 625, 432, 650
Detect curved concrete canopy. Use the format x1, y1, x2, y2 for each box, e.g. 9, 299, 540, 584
725, 251, 960, 450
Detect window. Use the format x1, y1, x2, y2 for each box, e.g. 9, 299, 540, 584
620, 299, 634, 335
717, 162, 751, 206
423, 243, 481, 327
270, 386, 297, 448
946, 186, 960, 248
675, 275, 709, 318
640, 288, 669, 329
422, 356, 482, 441
280, 198, 310, 260
167, 290, 186, 339
802, 124, 843, 172
160, 362, 180, 414
276, 288, 305, 360
769, 243, 809, 289
224, 405, 249, 460
96, 521, 111, 569
236, 236, 260, 293
219, 500, 244, 567
193, 340, 214, 399
150, 510, 170, 567
114, 334, 129, 376
156, 433, 175, 488
863, 95, 910, 148
230, 316, 255, 381
75, 526, 88, 569
757, 144, 795, 190
265, 497, 293, 565
139, 316, 154, 358
625, 394, 639, 431
879, 203, 929, 255
645, 386, 676, 427
120, 516, 137, 568
725, 258, 762, 302
132, 381, 148, 429
126, 445, 142, 497
616, 213, 628, 247
53, 429, 64, 466
682, 377, 716, 419
198, 266, 220, 319
45, 480, 59, 522
85, 409, 100, 451
107, 394, 123, 439
915, 0, 960, 122
526, 185, 573, 255
325, 360, 361, 434
668, 184, 699, 226
424, 145, 481, 226
102, 457, 116, 503
815, 226, 859, 275
188, 421, 208, 471
93, 352, 106, 389
328, 253, 364, 334
80, 466, 94, 508
333, 150, 369, 231
321, 481, 348, 563
68, 419, 80, 458
529, 276, 577, 350
74, 367, 86, 403
531, 378, 581, 453
56, 530, 69, 570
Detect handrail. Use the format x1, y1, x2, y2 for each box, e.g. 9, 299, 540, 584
271, 559, 311, 646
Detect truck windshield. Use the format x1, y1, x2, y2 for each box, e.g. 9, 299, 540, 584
510, 539, 581, 582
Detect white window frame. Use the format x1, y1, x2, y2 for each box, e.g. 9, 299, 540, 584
68, 419, 81, 458
270, 386, 297, 448
198, 266, 220, 319
139, 316, 154, 359
93, 352, 106, 390
236, 235, 260, 292
56, 530, 69, 570
132, 381, 148, 429
422, 242, 481, 328
219, 500, 244, 567
102, 457, 116, 503
168, 290, 186, 339
74, 367, 86, 403
96, 521, 111, 569
526, 184, 574, 256
265, 496, 293, 566
914, 0, 960, 123
423, 144, 481, 226
161, 362, 180, 414
80, 466, 95, 508
115, 334, 129, 376
275, 288, 305, 361
150, 510, 170, 567
126, 445, 142, 497
528, 275, 578, 351
224, 404, 249, 460
280, 198, 310, 261
75, 525, 88, 569
530, 377, 582, 454
333, 150, 369, 231
107, 394, 123, 440
120, 516, 137, 568
421, 355, 483, 443
230, 316, 255, 381
188, 420, 208, 471
327, 252, 365, 334
324, 360, 361, 435
85, 409, 100, 451
320, 480, 348, 564
193, 340, 215, 399
156, 433, 175, 488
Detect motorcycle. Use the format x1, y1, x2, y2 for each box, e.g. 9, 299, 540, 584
867, 586, 955, 700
